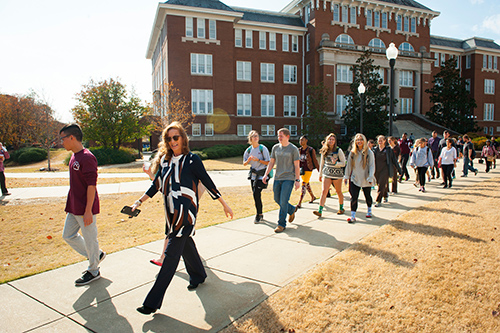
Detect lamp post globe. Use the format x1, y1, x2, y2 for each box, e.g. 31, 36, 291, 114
358, 83, 366, 134
386, 43, 398, 136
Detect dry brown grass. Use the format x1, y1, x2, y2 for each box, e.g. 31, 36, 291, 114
6, 177, 146, 188
0, 182, 322, 283
223, 178, 500, 333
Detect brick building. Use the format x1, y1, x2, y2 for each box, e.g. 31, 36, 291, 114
146, 0, 500, 146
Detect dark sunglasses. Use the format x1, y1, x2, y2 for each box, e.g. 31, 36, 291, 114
166, 135, 180, 142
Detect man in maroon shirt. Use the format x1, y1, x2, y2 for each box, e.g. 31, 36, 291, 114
59, 124, 105, 286
398, 133, 412, 182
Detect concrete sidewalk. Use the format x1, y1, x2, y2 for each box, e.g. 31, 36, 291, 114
1, 167, 497, 332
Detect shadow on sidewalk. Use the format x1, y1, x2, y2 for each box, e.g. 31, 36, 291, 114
390, 219, 485, 243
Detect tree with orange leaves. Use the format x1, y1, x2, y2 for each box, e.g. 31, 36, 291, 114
152, 82, 194, 130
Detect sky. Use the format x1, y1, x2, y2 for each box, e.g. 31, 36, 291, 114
1, 0, 499, 123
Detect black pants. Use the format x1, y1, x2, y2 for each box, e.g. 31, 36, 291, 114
349, 182, 372, 212
250, 179, 264, 215
431, 152, 440, 178
441, 164, 453, 186
375, 170, 389, 203
485, 159, 493, 173
417, 166, 428, 187
143, 232, 206, 310
0, 172, 7, 194
400, 153, 410, 180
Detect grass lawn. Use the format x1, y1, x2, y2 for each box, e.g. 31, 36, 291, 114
223, 178, 500, 332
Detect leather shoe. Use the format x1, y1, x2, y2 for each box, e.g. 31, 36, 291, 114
187, 280, 204, 290
137, 305, 156, 315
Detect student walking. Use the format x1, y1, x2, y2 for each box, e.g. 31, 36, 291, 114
398, 133, 412, 182
314, 133, 346, 217
59, 124, 106, 286
461, 134, 478, 177
131, 122, 233, 315
0, 142, 10, 196
344, 134, 375, 223
263, 128, 300, 233
243, 130, 270, 223
428, 131, 441, 179
481, 139, 498, 173
296, 135, 319, 208
387, 136, 400, 194
410, 138, 434, 192
438, 138, 457, 188
373, 135, 401, 206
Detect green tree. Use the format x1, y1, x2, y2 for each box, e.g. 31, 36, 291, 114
303, 82, 335, 149
425, 57, 478, 133
342, 50, 390, 140
72, 78, 152, 149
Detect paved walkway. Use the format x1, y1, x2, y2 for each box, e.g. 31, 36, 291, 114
1, 165, 498, 332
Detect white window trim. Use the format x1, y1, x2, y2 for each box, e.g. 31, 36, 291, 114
186, 17, 193, 37
190, 53, 212, 76
259, 31, 266, 50
284, 65, 297, 84
261, 63, 275, 83
261, 124, 275, 137
235, 29, 242, 47
191, 89, 213, 115
236, 61, 252, 81
237, 124, 252, 136
209, 19, 216, 40
282, 34, 289, 52
284, 95, 297, 117
269, 32, 276, 51
197, 18, 205, 39
245, 29, 253, 48
205, 123, 214, 136
261, 95, 275, 117
237, 93, 252, 116
192, 123, 201, 136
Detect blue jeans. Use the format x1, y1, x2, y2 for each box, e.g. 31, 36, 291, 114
462, 156, 476, 175
273, 179, 295, 228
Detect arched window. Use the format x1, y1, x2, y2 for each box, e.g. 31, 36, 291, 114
399, 42, 414, 52
368, 38, 386, 48
335, 34, 354, 44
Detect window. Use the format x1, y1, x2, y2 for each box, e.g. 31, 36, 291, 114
269, 32, 276, 50
261, 125, 275, 137
261, 95, 275, 116
237, 125, 252, 136
186, 17, 193, 37
484, 127, 489, 134
489, 55, 493, 69
342, 6, 348, 23
306, 64, 310, 83
335, 34, 354, 44
466, 55, 471, 69
411, 17, 416, 33
350, 7, 357, 24
284, 96, 297, 117
236, 61, 251, 81
484, 104, 494, 121
259, 31, 266, 49
336, 95, 348, 115
374, 11, 380, 28
403, 16, 409, 32
434, 52, 440, 67
191, 54, 212, 75
485, 79, 495, 94
494, 56, 498, 70
282, 34, 289, 51
333, 4, 340, 21
397, 15, 402, 31
369, 38, 386, 49
191, 90, 213, 115
261, 63, 275, 82
305, 4, 310, 23
292, 35, 299, 52
491, 127, 495, 136
340, 124, 347, 136
235, 29, 242, 47
197, 18, 205, 38
245, 30, 253, 48
284, 125, 297, 136
399, 42, 415, 52
455, 56, 460, 69
381, 12, 388, 28
399, 71, 413, 87
192, 123, 201, 136
337, 65, 353, 83
465, 78, 471, 92
441, 53, 446, 66
237, 94, 251, 116
284, 65, 297, 83
209, 20, 216, 39
366, 10, 372, 26
483, 54, 487, 68
400, 98, 413, 114
376, 68, 385, 83
205, 123, 214, 136
306, 34, 310, 52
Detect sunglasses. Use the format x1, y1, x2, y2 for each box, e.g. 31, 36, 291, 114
59, 134, 71, 143
166, 135, 180, 142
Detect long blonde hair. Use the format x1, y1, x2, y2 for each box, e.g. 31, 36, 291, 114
151, 122, 190, 175
319, 133, 337, 156
349, 133, 369, 169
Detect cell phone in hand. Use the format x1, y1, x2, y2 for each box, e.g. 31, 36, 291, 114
121, 205, 140, 217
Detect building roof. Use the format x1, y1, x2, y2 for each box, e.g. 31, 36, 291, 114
233, 7, 304, 27
378, 0, 431, 11
164, 0, 235, 12
431, 35, 500, 51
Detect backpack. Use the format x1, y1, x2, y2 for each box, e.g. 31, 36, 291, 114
470, 144, 476, 159
246, 145, 273, 178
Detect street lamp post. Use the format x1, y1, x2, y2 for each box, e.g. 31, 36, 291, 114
358, 83, 366, 134
386, 42, 398, 136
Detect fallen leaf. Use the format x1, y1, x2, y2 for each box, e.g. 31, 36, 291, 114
49, 217, 53, 220
493, 310, 499, 317
413, 259, 418, 263
47, 235, 52, 240
390, 305, 395, 310
492, 238, 495, 242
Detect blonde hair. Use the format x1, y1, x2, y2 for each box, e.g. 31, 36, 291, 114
247, 130, 259, 145
320, 133, 337, 156
151, 122, 190, 175
350, 133, 369, 169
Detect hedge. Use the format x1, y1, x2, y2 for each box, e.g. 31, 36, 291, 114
9, 147, 47, 164
64, 147, 138, 166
